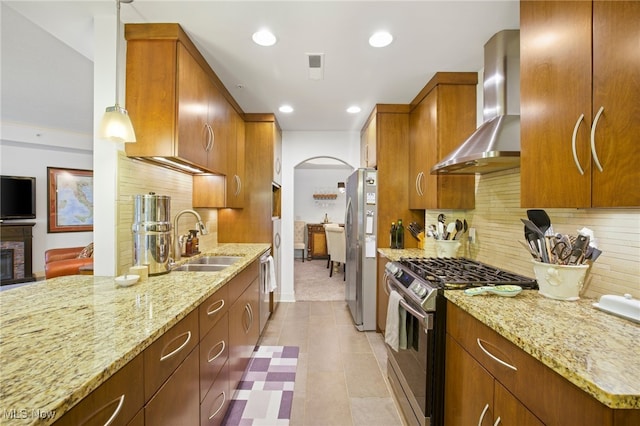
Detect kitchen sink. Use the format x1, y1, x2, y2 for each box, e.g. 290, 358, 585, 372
172, 255, 243, 272
172, 264, 229, 272
189, 256, 243, 265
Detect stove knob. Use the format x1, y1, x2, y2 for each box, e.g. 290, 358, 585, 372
385, 263, 402, 278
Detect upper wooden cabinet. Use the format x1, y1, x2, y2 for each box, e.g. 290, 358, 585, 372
218, 115, 281, 244
520, 1, 640, 208
124, 24, 237, 175
408, 72, 477, 210
361, 105, 423, 250
361, 116, 377, 168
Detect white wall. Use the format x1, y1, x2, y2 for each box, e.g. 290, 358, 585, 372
281, 131, 361, 302
0, 124, 93, 276
293, 167, 352, 225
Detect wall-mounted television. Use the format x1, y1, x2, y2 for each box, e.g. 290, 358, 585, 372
1, 175, 36, 220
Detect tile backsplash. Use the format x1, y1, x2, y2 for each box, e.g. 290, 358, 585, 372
116, 152, 218, 274
424, 169, 639, 300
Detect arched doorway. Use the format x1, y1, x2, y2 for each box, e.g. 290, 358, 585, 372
293, 157, 353, 300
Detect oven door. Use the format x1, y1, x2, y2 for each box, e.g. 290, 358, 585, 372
385, 277, 437, 426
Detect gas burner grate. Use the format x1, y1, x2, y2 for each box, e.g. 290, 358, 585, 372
399, 257, 537, 289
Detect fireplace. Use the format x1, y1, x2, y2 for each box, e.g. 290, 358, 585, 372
0, 223, 35, 285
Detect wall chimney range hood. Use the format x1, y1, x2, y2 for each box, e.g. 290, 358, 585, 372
431, 30, 520, 175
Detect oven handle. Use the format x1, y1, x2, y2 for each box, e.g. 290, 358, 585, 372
384, 272, 433, 330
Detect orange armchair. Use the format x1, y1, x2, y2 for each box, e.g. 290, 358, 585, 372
45, 246, 93, 279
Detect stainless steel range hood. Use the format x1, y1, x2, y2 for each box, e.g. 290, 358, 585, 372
431, 30, 520, 174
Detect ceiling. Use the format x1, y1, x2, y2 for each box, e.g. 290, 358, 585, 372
1, 1, 520, 135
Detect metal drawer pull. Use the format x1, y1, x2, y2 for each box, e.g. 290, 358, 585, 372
243, 305, 251, 333
208, 391, 227, 420
102, 394, 125, 426
590, 106, 604, 172
160, 331, 192, 362
494, 416, 502, 426
478, 403, 489, 426
206, 299, 225, 316
207, 340, 226, 363
476, 338, 517, 371
571, 113, 585, 175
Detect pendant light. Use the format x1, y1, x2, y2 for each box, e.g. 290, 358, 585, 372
99, 0, 136, 143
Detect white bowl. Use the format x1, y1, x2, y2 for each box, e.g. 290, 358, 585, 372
115, 274, 139, 287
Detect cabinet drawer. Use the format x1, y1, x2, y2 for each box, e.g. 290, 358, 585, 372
446, 302, 610, 424
145, 347, 200, 426
199, 284, 229, 337
199, 313, 229, 400
227, 260, 259, 303
54, 353, 143, 426
200, 361, 230, 426
144, 309, 199, 401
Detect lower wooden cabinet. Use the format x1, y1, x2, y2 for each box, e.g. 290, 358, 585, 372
376, 253, 389, 333
229, 278, 260, 392
199, 313, 229, 400
445, 302, 640, 425
445, 334, 542, 425
200, 361, 230, 426
54, 354, 144, 426
145, 347, 200, 426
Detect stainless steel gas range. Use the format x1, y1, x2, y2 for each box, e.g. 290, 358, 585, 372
384, 257, 537, 426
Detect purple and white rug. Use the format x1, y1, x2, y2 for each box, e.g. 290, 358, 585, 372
224, 346, 299, 425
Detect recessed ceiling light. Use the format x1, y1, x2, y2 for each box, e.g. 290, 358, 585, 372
347, 106, 361, 114
279, 105, 294, 113
369, 31, 393, 48
252, 29, 277, 46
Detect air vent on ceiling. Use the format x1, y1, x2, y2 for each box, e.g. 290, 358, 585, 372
306, 53, 324, 80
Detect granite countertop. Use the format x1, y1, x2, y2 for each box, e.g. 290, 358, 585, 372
377, 248, 640, 409
0, 243, 270, 425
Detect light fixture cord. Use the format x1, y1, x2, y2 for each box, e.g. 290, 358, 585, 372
114, 0, 122, 106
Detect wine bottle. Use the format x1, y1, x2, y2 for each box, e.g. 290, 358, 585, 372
396, 219, 405, 249
390, 222, 396, 248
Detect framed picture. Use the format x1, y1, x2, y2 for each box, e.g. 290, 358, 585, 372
47, 167, 93, 233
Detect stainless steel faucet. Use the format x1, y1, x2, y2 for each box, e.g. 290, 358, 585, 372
173, 209, 208, 262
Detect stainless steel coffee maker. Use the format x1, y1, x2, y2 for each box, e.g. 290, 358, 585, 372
132, 193, 171, 275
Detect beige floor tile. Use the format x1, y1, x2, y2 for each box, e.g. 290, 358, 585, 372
350, 397, 404, 426
304, 371, 353, 426
338, 324, 374, 353
307, 343, 344, 373
344, 353, 390, 398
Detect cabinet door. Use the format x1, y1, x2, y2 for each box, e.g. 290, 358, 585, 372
200, 361, 230, 426
445, 335, 495, 425
226, 108, 245, 208
590, 1, 640, 207
376, 254, 389, 333
494, 382, 544, 426
273, 123, 282, 185
144, 310, 199, 401
206, 83, 228, 175
228, 278, 259, 392
54, 354, 144, 426
366, 117, 377, 168
409, 94, 435, 209
177, 43, 210, 168
145, 347, 200, 426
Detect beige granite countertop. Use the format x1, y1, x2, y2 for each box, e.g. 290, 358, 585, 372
378, 248, 640, 409
0, 243, 269, 425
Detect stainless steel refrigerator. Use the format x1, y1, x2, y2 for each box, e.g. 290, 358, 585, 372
345, 168, 378, 331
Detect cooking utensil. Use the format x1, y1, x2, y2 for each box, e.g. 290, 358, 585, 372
527, 209, 553, 236
452, 219, 463, 240
444, 222, 456, 240
437, 214, 446, 239
521, 219, 549, 263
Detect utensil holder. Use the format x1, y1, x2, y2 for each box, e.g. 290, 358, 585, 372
531, 260, 589, 301
435, 240, 461, 258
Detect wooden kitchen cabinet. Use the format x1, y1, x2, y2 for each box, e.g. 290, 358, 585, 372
228, 278, 260, 393
408, 72, 477, 210
307, 223, 328, 260
225, 108, 246, 208
445, 334, 542, 426
361, 115, 377, 168
125, 24, 236, 175
446, 302, 640, 425
361, 105, 423, 250
520, 1, 640, 208
54, 354, 144, 426
219, 115, 281, 244
145, 347, 200, 426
